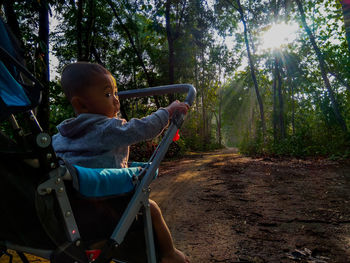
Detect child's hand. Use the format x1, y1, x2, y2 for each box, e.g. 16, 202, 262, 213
165, 100, 190, 119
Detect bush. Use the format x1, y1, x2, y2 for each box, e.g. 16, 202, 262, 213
239, 124, 350, 158
239, 130, 265, 156
129, 141, 158, 162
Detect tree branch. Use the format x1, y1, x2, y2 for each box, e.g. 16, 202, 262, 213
107, 0, 161, 107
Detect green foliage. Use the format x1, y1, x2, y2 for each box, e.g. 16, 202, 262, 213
239, 134, 264, 156
219, 0, 350, 158
240, 117, 350, 158
4, 0, 350, 159
48, 81, 74, 134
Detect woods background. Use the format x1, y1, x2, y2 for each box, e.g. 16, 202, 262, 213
1, 0, 350, 158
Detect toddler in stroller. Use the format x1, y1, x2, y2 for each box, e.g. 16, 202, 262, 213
0, 14, 196, 263
52, 62, 190, 263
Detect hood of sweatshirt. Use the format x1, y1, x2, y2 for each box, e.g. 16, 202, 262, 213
56, 113, 109, 138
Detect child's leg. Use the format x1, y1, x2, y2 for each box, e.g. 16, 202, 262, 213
149, 199, 190, 263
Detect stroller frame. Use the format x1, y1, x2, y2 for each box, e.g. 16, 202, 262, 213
1, 84, 196, 263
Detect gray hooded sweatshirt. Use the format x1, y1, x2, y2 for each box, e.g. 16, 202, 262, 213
52, 109, 169, 168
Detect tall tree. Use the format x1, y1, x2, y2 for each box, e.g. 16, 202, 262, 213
164, 0, 187, 101
236, 0, 267, 138
164, 0, 186, 81
272, 0, 285, 141
76, 0, 84, 60
340, 0, 350, 54
108, 0, 153, 86
107, 0, 161, 107
3, 1, 22, 43
276, 55, 285, 139
296, 0, 347, 132
282, 56, 296, 135
36, 0, 50, 131
165, 0, 175, 86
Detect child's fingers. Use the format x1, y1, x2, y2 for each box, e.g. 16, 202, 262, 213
178, 103, 189, 114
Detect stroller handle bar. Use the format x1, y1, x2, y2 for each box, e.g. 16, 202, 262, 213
118, 84, 196, 106
109, 84, 196, 261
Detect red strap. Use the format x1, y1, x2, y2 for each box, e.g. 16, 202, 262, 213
85, 249, 101, 262
173, 129, 180, 141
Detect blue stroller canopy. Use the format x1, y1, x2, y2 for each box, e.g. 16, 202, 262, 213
0, 17, 42, 119
0, 61, 31, 107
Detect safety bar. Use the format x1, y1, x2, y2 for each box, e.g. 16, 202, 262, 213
118, 84, 196, 106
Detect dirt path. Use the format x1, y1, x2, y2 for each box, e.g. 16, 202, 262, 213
151, 148, 350, 263
3, 148, 350, 263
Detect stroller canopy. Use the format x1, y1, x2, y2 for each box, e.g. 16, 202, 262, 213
0, 17, 42, 119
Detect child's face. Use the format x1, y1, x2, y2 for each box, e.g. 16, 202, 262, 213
82, 73, 120, 118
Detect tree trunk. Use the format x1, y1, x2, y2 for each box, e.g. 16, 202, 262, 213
165, 0, 174, 85
201, 89, 207, 146
77, 0, 84, 61
283, 0, 291, 21
213, 89, 222, 146
273, 63, 278, 142
165, 0, 175, 102
200, 47, 208, 147
217, 62, 223, 146
341, 0, 350, 54
3, 1, 26, 63
272, 0, 285, 140
296, 0, 347, 132
194, 53, 201, 137
36, 0, 50, 131
291, 77, 295, 135
275, 56, 285, 139
218, 90, 222, 146
250, 104, 256, 138
328, 69, 350, 93
91, 45, 102, 64
194, 53, 200, 112
3, 2, 21, 43
84, 0, 95, 61
236, 0, 266, 138
284, 64, 295, 135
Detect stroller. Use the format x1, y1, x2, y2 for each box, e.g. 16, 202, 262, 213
0, 17, 195, 263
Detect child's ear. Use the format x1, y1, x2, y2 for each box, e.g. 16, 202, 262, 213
71, 96, 88, 114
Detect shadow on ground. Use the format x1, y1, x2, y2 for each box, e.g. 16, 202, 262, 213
152, 148, 350, 263
2, 148, 350, 263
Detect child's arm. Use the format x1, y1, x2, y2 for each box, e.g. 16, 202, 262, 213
100, 101, 189, 148
101, 108, 169, 147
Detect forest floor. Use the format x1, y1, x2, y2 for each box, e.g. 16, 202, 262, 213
151, 148, 350, 263
3, 148, 350, 263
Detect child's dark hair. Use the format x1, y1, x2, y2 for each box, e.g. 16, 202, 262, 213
61, 62, 111, 101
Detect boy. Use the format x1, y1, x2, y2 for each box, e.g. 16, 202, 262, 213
52, 62, 190, 263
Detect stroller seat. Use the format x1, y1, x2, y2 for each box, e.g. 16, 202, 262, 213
0, 16, 196, 263
72, 162, 155, 198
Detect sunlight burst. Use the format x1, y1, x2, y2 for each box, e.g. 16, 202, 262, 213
260, 23, 299, 51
